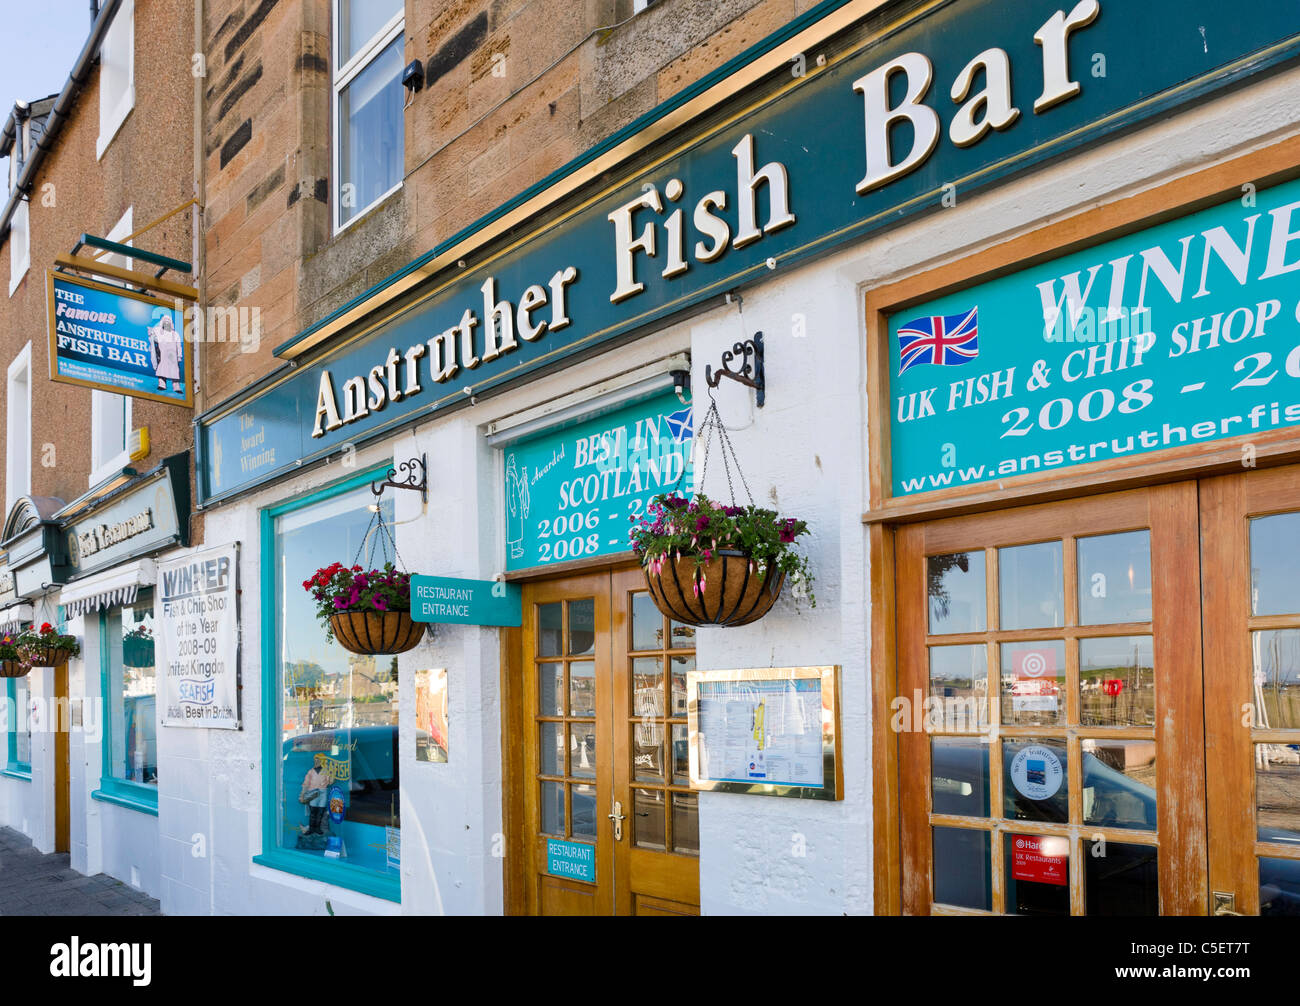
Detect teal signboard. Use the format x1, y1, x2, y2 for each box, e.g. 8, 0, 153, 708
546, 839, 595, 883
410, 575, 522, 626
196, 0, 1300, 505
888, 178, 1300, 495
504, 392, 693, 572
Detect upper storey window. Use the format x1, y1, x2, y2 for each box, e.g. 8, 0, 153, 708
334, 0, 405, 232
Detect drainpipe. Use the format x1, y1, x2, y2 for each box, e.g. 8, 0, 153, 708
0, 0, 123, 242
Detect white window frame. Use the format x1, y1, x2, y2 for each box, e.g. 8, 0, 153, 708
8, 198, 29, 296
97, 0, 135, 160
332, 4, 405, 234
6, 343, 32, 515
89, 209, 135, 486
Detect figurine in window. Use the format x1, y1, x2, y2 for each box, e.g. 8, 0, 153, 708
148, 313, 183, 395
298, 755, 332, 837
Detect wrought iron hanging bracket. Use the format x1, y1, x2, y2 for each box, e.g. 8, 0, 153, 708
704, 331, 765, 407
371, 454, 428, 504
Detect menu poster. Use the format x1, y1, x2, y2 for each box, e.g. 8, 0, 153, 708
688, 667, 841, 800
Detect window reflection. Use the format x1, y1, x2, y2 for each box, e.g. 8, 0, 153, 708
276, 487, 399, 875
1253, 629, 1300, 730
107, 597, 157, 786
927, 552, 986, 634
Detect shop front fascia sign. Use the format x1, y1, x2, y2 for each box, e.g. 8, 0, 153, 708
195, 0, 1300, 505
887, 176, 1300, 496
60, 455, 190, 580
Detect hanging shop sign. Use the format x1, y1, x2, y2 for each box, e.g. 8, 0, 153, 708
157, 543, 241, 729
0, 571, 15, 607
687, 666, 842, 801
887, 177, 1300, 496
47, 272, 192, 408
61, 455, 189, 580
502, 391, 692, 572
411, 576, 521, 627
194, 0, 1300, 506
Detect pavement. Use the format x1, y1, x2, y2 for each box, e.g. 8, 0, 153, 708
0, 827, 160, 915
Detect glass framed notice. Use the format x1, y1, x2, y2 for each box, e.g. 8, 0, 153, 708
687, 666, 842, 801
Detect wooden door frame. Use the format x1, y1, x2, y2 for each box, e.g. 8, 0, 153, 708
501, 560, 641, 916
867, 134, 1300, 915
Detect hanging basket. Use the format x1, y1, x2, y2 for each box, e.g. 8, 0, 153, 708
644, 550, 786, 627
21, 647, 71, 669
0, 659, 29, 678
123, 637, 155, 668
328, 610, 425, 655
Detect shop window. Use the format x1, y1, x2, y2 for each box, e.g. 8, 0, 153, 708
7, 198, 28, 295
97, 0, 134, 159
95, 593, 158, 813
257, 466, 400, 900
4, 675, 32, 777
333, 0, 404, 231
6, 343, 31, 514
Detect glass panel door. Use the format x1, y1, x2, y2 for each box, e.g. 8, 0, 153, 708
897, 484, 1206, 914
612, 569, 700, 915
1202, 466, 1300, 916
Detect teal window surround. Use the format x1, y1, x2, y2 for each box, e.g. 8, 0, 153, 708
257, 461, 400, 905
4, 677, 31, 779
97, 604, 158, 815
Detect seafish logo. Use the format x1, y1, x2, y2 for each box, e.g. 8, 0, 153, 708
49, 938, 151, 986
177, 679, 216, 705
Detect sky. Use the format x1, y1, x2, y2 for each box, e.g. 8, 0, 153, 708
0, 3, 94, 118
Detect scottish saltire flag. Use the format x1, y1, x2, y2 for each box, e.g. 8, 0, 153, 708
897, 307, 979, 375
665, 406, 692, 443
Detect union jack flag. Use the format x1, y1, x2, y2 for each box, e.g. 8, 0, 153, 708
896, 307, 979, 375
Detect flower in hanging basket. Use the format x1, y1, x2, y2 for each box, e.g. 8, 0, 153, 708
14, 623, 82, 670
0, 633, 27, 677
629, 492, 815, 626
303, 561, 423, 654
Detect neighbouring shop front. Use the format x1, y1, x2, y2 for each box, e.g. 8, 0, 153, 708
168, 0, 1300, 915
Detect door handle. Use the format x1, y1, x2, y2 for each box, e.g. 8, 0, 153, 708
1212, 891, 1243, 916
608, 801, 625, 841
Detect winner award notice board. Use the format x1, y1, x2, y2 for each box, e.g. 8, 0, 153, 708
687, 666, 841, 801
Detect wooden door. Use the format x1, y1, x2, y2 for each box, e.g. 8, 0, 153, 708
1201, 465, 1300, 916
55, 664, 69, 854
520, 572, 614, 915
611, 567, 700, 915
896, 484, 1206, 914
515, 567, 700, 915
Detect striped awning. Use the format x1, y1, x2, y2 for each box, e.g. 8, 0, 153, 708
0, 603, 32, 634
62, 584, 139, 618
57, 558, 156, 619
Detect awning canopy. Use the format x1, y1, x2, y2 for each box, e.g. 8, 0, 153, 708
0, 603, 33, 634
58, 559, 156, 618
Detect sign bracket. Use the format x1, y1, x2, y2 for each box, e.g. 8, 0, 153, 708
704, 331, 765, 407
371, 454, 428, 505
